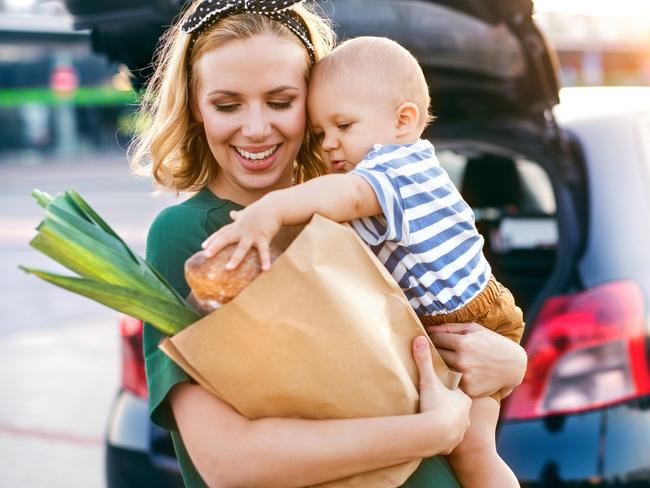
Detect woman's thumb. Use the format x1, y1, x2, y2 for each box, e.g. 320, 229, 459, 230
413, 336, 439, 390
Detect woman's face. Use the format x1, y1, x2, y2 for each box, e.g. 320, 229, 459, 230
193, 33, 308, 205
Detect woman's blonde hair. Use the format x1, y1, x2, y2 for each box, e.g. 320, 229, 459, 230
129, 1, 335, 192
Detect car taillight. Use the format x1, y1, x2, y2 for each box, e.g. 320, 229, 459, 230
504, 280, 650, 420
118, 314, 148, 399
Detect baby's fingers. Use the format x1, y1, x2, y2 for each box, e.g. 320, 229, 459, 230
202, 229, 229, 254
202, 230, 237, 258
225, 240, 253, 270
256, 241, 273, 271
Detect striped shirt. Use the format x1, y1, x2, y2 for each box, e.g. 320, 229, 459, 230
350, 139, 491, 315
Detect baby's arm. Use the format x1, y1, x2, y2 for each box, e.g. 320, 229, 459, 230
202, 173, 381, 269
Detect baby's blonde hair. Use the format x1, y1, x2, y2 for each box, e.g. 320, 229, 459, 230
129, 2, 335, 192
312, 36, 433, 131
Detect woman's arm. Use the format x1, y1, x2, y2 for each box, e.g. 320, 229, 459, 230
171, 336, 471, 488
427, 323, 527, 398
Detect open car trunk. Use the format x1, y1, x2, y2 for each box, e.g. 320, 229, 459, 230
321, 0, 560, 120
63, 0, 560, 119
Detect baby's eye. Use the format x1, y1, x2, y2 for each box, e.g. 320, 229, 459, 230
214, 103, 239, 113
337, 122, 352, 131
268, 100, 293, 110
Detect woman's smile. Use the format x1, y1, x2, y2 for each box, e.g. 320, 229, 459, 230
232, 143, 282, 171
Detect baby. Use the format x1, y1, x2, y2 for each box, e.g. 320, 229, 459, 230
202, 36, 522, 488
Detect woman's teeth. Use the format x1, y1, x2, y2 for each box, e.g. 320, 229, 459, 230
235, 145, 279, 161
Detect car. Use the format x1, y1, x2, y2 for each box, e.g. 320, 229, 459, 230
62, 0, 650, 486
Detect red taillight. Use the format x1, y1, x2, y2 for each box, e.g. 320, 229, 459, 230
118, 314, 148, 399
504, 280, 650, 420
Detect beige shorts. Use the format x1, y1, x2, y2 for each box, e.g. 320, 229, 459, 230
419, 275, 524, 401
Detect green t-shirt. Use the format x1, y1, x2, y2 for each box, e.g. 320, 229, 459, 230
144, 187, 460, 488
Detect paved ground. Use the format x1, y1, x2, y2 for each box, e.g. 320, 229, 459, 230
0, 153, 178, 487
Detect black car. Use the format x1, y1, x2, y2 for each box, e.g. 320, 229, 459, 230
63, 1, 650, 486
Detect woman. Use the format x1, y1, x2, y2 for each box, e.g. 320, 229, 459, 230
130, 1, 527, 486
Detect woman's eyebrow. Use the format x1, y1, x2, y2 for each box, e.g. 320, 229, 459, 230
206, 89, 239, 97
267, 85, 300, 95
206, 86, 299, 97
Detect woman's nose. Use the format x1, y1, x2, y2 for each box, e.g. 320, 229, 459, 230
241, 106, 271, 140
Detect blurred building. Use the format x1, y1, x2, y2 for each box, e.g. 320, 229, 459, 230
0, 1, 136, 158
534, 0, 650, 86
1, 0, 649, 159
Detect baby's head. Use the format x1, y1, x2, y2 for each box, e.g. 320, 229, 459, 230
307, 36, 432, 172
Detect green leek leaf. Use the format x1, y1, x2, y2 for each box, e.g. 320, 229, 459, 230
19, 266, 200, 336
23, 188, 200, 336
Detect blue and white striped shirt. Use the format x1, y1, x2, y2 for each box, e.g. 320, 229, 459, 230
351, 140, 491, 315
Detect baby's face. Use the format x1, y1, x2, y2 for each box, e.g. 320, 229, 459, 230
308, 75, 398, 173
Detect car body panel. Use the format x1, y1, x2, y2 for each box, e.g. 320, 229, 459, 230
105, 390, 184, 487
106, 389, 150, 451
499, 401, 650, 486
555, 89, 650, 295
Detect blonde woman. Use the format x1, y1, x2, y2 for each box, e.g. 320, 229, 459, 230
130, 1, 527, 486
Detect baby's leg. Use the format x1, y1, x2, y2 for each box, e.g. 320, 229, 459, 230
446, 396, 519, 488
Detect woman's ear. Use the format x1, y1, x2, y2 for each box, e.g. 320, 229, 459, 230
394, 102, 420, 136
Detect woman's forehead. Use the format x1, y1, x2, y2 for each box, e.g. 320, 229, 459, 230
195, 34, 307, 94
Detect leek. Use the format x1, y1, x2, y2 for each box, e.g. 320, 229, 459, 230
20, 189, 201, 335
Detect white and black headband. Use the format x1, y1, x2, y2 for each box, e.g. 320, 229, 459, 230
182, 0, 316, 64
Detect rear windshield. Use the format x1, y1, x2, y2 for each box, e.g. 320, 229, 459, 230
435, 147, 557, 312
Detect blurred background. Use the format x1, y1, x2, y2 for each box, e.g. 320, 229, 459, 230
0, 0, 648, 486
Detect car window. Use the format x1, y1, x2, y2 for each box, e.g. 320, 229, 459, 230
436, 149, 556, 217
436, 148, 558, 311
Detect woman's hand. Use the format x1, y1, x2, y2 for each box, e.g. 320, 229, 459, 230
412, 336, 471, 455
426, 323, 527, 398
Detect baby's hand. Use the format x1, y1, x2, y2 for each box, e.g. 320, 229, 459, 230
201, 205, 281, 271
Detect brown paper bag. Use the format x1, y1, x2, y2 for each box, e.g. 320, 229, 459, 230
160, 214, 461, 487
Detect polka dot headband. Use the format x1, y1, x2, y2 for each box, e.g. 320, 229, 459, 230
182, 0, 316, 64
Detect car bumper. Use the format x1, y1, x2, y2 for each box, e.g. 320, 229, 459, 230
105, 389, 183, 488
498, 399, 650, 487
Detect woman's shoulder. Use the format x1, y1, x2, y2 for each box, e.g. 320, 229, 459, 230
148, 189, 232, 243
151, 188, 218, 224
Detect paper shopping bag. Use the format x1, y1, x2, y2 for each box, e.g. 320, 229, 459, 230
160, 214, 460, 487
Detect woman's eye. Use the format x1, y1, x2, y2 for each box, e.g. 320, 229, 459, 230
214, 104, 239, 113
337, 122, 352, 131
268, 101, 293, 110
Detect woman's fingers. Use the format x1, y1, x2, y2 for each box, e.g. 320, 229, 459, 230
434, 348, 460, 371
428, 330, 463, 351
426, 322, 482, 335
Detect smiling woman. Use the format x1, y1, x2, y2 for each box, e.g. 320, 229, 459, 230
192, 34, 308, 205
126, 1, 470, 486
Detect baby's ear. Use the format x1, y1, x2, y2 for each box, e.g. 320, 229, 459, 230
394, 102, 420, 135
